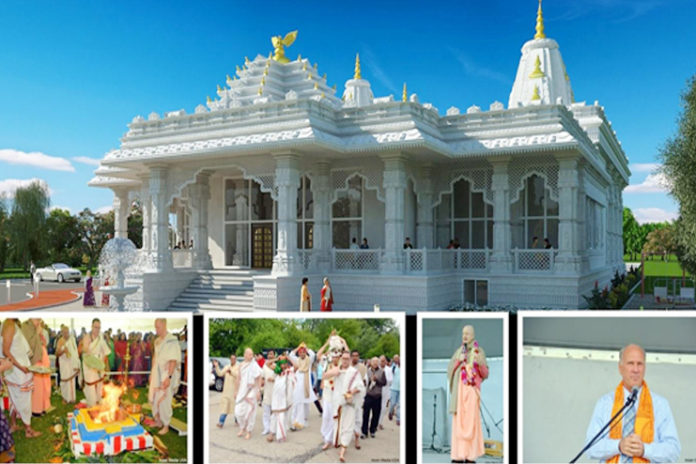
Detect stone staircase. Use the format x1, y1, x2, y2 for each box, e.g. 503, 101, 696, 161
168, 269, 262, 312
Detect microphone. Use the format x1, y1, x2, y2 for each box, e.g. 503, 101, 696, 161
628, 386, 639, 404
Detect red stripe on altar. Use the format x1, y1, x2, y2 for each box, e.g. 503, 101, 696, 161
96, 442, 104, 454
138, 435, 145, 448
126, 437, 133, 450
114, 435, 121, 453
83, 443, 91, 455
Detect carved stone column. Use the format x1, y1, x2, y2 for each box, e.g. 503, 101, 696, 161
148, 166, 172, 272
381, 154, 408, 273
139, 177, 151, 254
312, 161, 332, 272
489, 157, 513, 272
189, 173, 213, 270
555, 156, 586, 273
113, 188, 130, 240
416, 165, 434, 249
272, 154, 301, 276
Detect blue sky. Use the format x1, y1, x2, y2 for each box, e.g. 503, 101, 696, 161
1, 0, 694, 223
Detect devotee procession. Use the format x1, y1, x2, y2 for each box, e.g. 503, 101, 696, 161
208, 317, 402, 463
0, 315, 189, 463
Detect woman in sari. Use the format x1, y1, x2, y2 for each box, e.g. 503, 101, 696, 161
300, 277, 311, 312
83, 270, 96, 307
320, 277, 333, 311
0, 355, 16, 462
114, 333, 127, 382
131, 333, 147, 387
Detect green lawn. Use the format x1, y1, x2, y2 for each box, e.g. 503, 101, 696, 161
11, 386, 187, 463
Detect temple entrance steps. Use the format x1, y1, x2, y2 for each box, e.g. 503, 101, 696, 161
168, 269, 265, 311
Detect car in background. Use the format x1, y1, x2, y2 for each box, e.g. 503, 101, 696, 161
35, 263, 82, 283
210, 356, 229, 392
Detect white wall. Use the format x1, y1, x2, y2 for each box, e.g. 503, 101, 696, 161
208, 174, 224, 267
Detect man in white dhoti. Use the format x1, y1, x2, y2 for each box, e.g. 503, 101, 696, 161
267, 356, 295, 443
1, 319, 41, 438
351, 349, 367, 449
261, 350, 276, 435
317, 331, 349, 450
55, 325, 80, 403
148, 318, 182, 435
234, 347, 263, 439
325, 350, 365, 463
78, 318, 110, 408
378, 355, 393, 430
289, 341, 317, 430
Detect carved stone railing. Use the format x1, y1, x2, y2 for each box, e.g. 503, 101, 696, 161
331, 248, 382, 272
172, 249, 193, 268
404, 248, 489, 274
513, 248, 556, 272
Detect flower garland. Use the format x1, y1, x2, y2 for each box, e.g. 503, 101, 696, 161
460, 340, 480, 386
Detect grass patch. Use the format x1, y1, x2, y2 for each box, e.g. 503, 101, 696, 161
10, 386, 187, 463
0, 268, 30, 280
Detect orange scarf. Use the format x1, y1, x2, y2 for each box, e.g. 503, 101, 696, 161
607, 381, 653, 463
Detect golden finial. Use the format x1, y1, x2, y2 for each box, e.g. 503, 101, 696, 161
245, 56, 250, 64
314, 82, 318, 90
302, 61, 307, 71
307, 72, 313, 80
258, 87, 263, 95
217, 84, 222, 93
263, 68, 269, 76
313, 62, 317, 70
402, 82, 408, 102
322, 73, 326, 80
297, 54, 302, 61
332, 84, 336, 91
528, 56, 545, 78
261, 77, 266, 85
226, 74, 232, 82
236, 65, 241, 73
354, 53, 362, 80
207, 96, 212, 103
534, 0, 546, 40
271, 30, 298, 64
531, 85, 541, 101
321, 92, 325, 98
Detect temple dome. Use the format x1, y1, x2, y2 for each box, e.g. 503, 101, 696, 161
508, 1, 574, 108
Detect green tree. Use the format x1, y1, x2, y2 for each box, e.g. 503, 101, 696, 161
0, 197, 8, 272
622, 208, 641, 261
8, 181, 49, 269
45, 208, 82, 266
661, 75, 696, 274
78, 208, 114, 271
641, 224, 676, 259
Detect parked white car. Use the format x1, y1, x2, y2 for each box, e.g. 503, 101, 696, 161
35, 263, 82, 283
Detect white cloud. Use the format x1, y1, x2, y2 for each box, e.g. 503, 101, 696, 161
72, 156, 101, 167
625, 172, 670, 193
94, 205, 113, 215
449, 48, 509, 85
0, 178, 52, 198
633, 207, 678, 224
630, 162, 660, 173
0, 148, 75, 172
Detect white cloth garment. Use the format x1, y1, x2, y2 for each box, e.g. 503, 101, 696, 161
235, 360, 262, 433
82, 333, 111, 407
1, 327, 33, 425
262, 363, 276, 434
379, 365, 394, 425
270, 369, 295, 441
58, 335, 80, 403
289, 349, 317, 427
148, 333, 182, 427
334, 365, 366, 447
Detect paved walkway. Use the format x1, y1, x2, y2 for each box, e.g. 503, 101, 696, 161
623, 292, 696, 310
0, 287, 82, 311
209, 390, 400, 463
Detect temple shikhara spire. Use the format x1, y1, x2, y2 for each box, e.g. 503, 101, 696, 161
354, 53, 362, 79
534, 0, 546, 40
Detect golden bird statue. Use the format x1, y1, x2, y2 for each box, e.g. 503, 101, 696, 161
271, 30, 298, 64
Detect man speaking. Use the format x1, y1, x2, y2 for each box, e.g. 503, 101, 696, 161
584, 344, 681, 462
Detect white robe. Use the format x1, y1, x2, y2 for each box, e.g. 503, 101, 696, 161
234, 360, 262, 432
289, 349, 316, 426
379, 365, 394, 425
58, 336, 80, 403
1, 328, 33, 425
353, 364, 368, 434
148, 333, 182, 427
321, 364, 342, 445
82, 333, 111, 407
334, 365, 366, 447
261, 363, 275, 434
270, 369, 295, 441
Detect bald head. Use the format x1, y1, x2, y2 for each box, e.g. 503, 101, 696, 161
243, 347, 254, 362
462, 325, 475, 345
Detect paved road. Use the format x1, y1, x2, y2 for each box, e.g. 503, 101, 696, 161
0, 279, 83, 305
209, 390, 401, 463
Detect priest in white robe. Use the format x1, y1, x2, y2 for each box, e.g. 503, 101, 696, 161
148, 318, 182, 435
328, 351, 365, 462
266, 356, 295, 443
1, 319, 41, 438
55, 325, 80, 403
234, 347, 263, 439
261, 350, 277, 435
78, 318, 111, 407
288, 341, 316, 429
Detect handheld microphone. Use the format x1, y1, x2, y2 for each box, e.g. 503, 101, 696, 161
629, 386, 639, 404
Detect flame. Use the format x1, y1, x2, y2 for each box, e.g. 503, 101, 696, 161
94, 383, 127, 424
